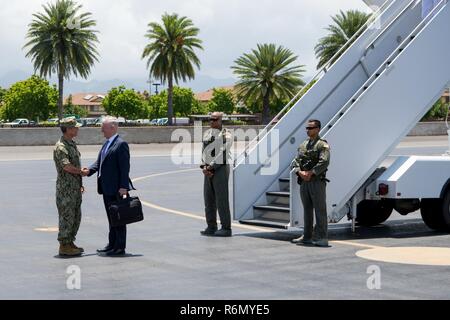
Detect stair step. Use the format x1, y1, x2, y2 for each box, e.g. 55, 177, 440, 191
253, 205, 290, 213
239, 218, 289, 229
266, 191, 290, 197
266, 191, 290, 205
278, 177, 290, 191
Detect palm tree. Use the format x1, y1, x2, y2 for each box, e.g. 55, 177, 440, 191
231, 43, 305, 125
142, 13, 203, 126
24, 0, 99, 121
315, 10, 371, 69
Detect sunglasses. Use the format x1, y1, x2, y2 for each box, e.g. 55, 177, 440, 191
210, 118, 219, 122
306, 126, 318, 130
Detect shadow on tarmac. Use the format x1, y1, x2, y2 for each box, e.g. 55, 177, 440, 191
54, 253, 143, 259
54, 253, 97, 259
237, 219, 448, 243
97, 253, 144, 258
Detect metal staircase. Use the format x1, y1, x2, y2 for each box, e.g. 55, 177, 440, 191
233, 0, 450, 229
240, 177, 291, 229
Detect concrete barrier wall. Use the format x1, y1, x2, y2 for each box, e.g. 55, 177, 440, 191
0, 125, 266, 146
408, 121, 449, 136
0, 122, 447, 146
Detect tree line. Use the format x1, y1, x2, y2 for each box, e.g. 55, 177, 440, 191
0, 0, 374, 124
0, 77, 237, 122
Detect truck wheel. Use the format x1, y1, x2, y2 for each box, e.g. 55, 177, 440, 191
442, 190, 450, 229
420, 198, 449, 231
356, 200, 393, 227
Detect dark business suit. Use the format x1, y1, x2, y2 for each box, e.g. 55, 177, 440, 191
88, 135, 132, 250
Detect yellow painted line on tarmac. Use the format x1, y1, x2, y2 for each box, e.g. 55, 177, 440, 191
356, 247, 450, 266
330, 240, 383, 249
140, 200, 205, 222
133, 170, 372, 236
34, 227, 59, 232
33, 169, 450, 266
140, 200, 271, 232
132, 168, 198, 182
133, 170, 277, 232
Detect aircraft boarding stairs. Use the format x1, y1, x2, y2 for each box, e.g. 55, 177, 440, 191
233, 0, 450, 229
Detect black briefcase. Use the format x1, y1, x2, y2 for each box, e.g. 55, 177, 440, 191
108, 194, 144, 227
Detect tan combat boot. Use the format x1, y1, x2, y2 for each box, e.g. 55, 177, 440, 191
59, 242, 82, 256
70, 242, 84, 253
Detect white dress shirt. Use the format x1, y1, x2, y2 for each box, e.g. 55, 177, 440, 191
99, 134, 118, 177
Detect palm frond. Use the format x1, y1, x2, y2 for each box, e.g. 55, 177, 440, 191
315, 9, 370, 69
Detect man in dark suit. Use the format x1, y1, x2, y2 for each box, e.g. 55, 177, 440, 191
82, 116, 132, 256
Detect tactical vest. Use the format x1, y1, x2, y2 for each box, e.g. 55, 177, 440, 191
202, 128, 229, 166
297, 138, 328, 180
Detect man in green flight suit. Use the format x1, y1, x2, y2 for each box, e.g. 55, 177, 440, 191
291, 119, 331, 247
200, 112, 233, 237
53, 117, 87, 256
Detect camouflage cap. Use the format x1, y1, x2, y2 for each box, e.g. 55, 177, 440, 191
60, 117, 81, 128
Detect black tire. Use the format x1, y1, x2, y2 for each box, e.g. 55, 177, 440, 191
442, 190, 450, 228
356, 200, 393, 227
420, 198, 449, 231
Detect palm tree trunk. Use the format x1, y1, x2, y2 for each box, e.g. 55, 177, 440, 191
167, 75, 173, 126
58, 72, 64, 121
262, 91, 271, 125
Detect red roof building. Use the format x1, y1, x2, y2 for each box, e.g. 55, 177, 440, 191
65, 93, 107, 117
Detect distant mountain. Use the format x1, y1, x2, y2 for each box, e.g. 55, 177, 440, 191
0, 70, 31, 87
0, 69, 237, 94
0, 70, 317, 97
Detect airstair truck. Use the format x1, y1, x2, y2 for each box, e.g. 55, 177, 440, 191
233, 0, 450, 232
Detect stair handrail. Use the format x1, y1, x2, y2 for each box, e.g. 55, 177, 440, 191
364, 0, 421, 56
323, 0, 448, 138
234, 0, 394, 167
254, 0, 438, 175
298, 0, 450, 222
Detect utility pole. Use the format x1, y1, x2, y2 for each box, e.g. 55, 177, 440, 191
153, 83, 161, 95
146, 77, 153, 97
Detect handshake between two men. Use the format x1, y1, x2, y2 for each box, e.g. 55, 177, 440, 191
66, 165, 128, 197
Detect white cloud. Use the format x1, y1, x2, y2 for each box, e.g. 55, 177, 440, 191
0, 0, 368, 82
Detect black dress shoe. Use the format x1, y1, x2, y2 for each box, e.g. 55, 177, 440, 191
213, 228, 232, 237
105, 249, 126, 256
97, 246, 113, 253
200, 227, 217, 236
